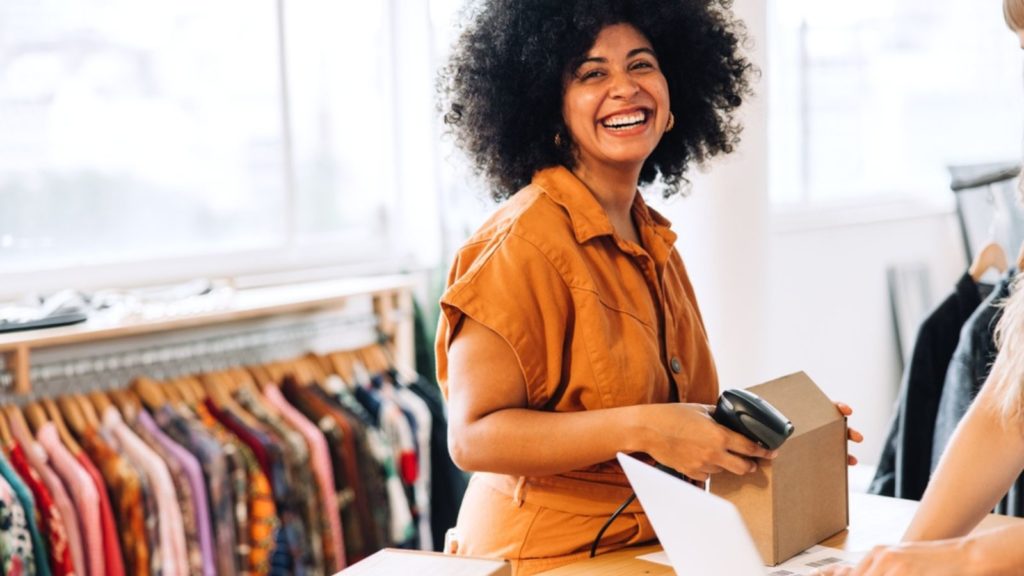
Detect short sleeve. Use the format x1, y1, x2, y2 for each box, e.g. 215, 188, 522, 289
435, 233, 571, 408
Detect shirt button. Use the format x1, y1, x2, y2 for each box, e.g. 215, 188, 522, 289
670, 357, 682, 374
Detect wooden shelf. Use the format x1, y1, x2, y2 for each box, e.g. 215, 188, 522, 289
0, 274, 416, 394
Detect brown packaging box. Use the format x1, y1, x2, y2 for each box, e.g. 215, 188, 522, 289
709, 371, 849, 566
336, 548, 511, 576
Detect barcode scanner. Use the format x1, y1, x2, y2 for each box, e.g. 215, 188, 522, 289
712, 389, 795, 450
593, 389, 795, 558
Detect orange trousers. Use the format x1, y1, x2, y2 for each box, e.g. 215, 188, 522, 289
452, 474, 656, 576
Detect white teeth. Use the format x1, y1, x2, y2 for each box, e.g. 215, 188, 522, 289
603, 111, 647, 128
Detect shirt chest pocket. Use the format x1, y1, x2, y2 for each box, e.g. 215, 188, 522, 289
573, 292, 669, 409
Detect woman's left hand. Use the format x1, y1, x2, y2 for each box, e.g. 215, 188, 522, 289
834, 402, 863, 466
811, 540, 968, 576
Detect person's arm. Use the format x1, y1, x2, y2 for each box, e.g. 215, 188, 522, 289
902, 381, 1024, 542
815, 524, 1024, 576
446, 316, 774, 480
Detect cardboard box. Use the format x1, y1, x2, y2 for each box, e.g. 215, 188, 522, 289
709, 372, 849, 566
336, 548, 511, 576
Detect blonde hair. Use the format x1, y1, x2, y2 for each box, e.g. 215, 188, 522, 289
1005, 0, 1024, 31
990, 274, 1024, 425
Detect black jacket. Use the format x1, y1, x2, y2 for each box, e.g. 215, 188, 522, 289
931, 271, 1014, 471
869, 272, 983, 499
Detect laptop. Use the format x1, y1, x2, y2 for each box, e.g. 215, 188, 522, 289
617, 453, 858, 576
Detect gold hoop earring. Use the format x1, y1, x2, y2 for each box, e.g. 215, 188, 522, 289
666, 112, 675, 133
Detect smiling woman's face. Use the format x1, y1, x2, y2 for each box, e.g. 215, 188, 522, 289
561, 23, 671, 176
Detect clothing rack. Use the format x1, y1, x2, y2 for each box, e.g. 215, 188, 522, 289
0, 273, 469, 574
4, 312, 380, 403
0, 275, 416, 397
948, 162, 1023, 265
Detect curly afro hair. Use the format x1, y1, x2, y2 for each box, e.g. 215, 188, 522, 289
439, 0, 753, 201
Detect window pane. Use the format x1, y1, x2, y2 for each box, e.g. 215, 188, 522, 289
285, 0, 397, 243
770, 0, 1024, 205
0, 0, 286, 271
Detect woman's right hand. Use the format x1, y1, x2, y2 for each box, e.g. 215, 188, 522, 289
638, 403, 777, 482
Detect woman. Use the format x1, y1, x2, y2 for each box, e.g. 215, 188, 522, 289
436, 1, 857, 574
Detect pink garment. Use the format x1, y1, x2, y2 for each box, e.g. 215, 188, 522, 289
102, 408, 188, 576
7, 416, 85, 576
37, 424, 105, 576
264, 385, 346, 569
76, 452, 125, 576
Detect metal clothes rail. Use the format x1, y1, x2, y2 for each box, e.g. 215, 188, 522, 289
0, 274, 416, 396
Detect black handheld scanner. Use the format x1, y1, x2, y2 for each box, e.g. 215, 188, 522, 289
712, 389, 795, 450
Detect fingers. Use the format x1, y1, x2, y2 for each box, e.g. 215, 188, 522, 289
848, 545, 887, 576
715, 451, 760, 475
687, 471, 710, 483
810, 567, 850, 576
723, 430, 776, 460
836, 402, 862, 466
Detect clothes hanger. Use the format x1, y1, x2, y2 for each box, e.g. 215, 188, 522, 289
293, 357, 317, 387
970, 241, 1009, 282
109, 389, 139, 421
44, 397, 84, 454
350, 353, 374, 388
0, 408, 15, 450
161, 379, 185, 404
229, 367, 282, 419
74, 394, 102, 431
185, 375, 207, 403
229, 367, 262, 395
4, 405, 34, 446
88, 390, 116, 420
273, 358, 304, 386
201, 371, 263, 429
355, 346, 383, 374
302, 353, 330, 385
329, 352, 356, 385
175, 376, 199, 405
377, 342, 419, 385
246, 364, 273, 390
131, 376, 167, 412
56, 396, 87, 437
262, 360, 296, 388
23, 401, 49, 434
306, 353, 334, 381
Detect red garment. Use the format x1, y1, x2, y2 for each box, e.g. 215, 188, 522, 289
75, 452, 125, 576
203, 399, 271, 477
399, 452, 418, 486
8, 444, 75, 576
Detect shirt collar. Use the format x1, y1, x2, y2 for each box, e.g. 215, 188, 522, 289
531, 165, 677, 247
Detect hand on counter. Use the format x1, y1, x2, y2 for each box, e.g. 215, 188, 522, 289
811, 539, 969, 576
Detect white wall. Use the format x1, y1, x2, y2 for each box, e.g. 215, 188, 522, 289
762, 212, 965, 466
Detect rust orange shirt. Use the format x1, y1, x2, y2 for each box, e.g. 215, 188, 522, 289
436, 166, 719, 571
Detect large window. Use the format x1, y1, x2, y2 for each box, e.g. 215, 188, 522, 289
769, 0, 1024, 206
0, 1, 419, 287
